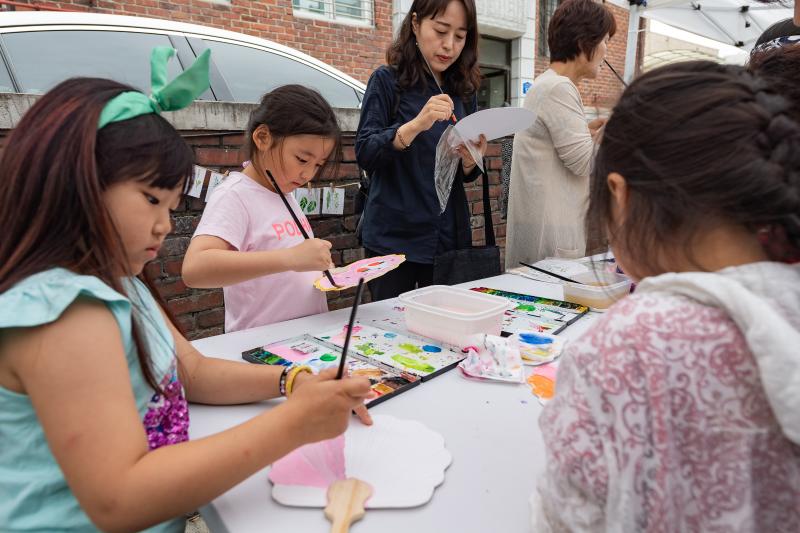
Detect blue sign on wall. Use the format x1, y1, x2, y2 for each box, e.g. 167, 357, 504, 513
522, 81, 532, 95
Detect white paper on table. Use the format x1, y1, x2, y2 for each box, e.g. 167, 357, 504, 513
187, 165, 206, 198
204, 171, 226, 202
293, 187, 321, 215
321, 186, 345, 215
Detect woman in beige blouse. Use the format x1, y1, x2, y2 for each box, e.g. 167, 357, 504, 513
506, 0, 616, 267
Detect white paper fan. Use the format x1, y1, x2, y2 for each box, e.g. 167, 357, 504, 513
268, 415, 452, 508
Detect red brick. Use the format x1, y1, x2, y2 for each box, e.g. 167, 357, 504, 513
182, 134, 221, 146
167, 290, 224, 315
144, 262, 163, 280
195, 147, 244, 167
165, 258, 183, 277
155, 278, 188, 299
196, 308, 225, 329
189, 326, 224, 341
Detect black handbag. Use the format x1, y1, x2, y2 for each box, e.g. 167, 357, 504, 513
432, 164, 502, 285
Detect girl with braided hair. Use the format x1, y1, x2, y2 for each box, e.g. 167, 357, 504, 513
533, 61, 800, 532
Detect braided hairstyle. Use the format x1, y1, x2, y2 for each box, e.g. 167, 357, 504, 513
586, 60, 800, 275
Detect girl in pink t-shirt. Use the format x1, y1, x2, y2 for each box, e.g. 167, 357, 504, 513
184, 85, 341, 332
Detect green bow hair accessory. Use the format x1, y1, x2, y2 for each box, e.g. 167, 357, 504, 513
98, 46, 211, 129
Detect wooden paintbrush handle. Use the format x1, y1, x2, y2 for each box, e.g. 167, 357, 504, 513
324, 478, 372, 533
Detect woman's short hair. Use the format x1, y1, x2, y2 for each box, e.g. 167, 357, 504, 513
548, 0, 617, 63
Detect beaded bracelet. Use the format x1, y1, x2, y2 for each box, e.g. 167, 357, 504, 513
286, 365, 312, 397
278, 365, 291, 397
396, 130, 411, 150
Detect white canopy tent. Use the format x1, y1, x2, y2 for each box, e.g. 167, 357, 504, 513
607, 0, 795, 81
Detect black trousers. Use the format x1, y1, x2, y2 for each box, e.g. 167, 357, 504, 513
364, 248, 433, 302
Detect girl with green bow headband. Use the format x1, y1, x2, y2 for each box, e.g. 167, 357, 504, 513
0, 48, 373, 532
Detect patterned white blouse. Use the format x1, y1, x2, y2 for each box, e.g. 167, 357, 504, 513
532, 265, 800, 532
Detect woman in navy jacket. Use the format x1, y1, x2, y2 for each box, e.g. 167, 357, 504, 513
355, 0, 486, 301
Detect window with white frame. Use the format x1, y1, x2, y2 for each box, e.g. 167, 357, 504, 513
292, 0, 374, 26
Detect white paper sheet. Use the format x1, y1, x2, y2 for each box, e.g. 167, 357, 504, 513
204, 171, 226, 202
321, 186, 345, 215
451, 107, 537, 144
293, 187, 321, 215
187, 165, 206, 198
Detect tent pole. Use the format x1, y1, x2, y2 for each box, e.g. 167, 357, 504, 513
623, 2, 641, 83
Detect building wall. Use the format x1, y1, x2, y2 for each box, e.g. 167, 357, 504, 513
8, 0, 636, 110
533, 2, 630, 112
4, 0, 393, 83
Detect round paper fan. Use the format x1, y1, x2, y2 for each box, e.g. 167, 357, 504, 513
314, 254, 406, 292
268, 414, 451, 508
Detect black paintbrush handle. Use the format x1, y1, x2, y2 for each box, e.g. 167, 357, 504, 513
265, 169, 339, 288
337, 278, 365, 379
603, 59, 628, 87
519, 261, 585, 285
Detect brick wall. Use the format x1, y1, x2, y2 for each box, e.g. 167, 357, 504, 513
5, 0, 393, 83
534, 2, 631, 111
146, 132, 507, 339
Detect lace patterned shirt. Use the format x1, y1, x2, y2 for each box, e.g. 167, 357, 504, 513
534, 288, 800, 532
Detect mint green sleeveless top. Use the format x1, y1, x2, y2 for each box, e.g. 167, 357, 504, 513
0, 268, 184, 532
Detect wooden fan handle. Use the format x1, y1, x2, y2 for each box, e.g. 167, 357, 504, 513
324, 478, 372, 533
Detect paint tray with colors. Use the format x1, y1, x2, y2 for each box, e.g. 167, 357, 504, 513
241, 334, 420, 407
470, 287, 589, 335
313, 324, 467, 381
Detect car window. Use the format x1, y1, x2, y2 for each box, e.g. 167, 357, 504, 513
2, 30, 183, 94
202, 39, 360, 107
0, 53, 13, 93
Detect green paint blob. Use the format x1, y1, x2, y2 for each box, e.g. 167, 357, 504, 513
398, 343, 423, 354
355, 343, 384, 356
392, 355, 435, 373
320, 353, 337, 362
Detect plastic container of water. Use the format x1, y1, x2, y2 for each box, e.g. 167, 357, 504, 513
562, 271, 632, 309
398, 285, 512, 348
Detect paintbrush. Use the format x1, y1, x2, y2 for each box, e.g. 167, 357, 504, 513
519, 261, 585, 285
417, 43, 458, 124
336, 277, 366, 379
264, 169, 341, 289
603, 59, 628, 88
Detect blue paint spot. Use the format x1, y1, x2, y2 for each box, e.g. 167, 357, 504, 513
384, 332, 398, 338
422, 345, 442, 353
519, 333, 553, 345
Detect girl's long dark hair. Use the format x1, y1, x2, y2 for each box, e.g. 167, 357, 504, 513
387, 0, 481, 98
0, 77, 194, 392
587, 61, 800, 273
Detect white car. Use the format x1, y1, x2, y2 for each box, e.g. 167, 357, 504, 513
0, 11, 366, 107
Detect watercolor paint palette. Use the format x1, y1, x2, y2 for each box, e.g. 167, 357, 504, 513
241, 334, 420, 407
470, 287, 589, 335
313, 324, 467, 381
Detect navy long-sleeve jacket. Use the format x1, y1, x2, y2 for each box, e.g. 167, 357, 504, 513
355, 65, 481, 264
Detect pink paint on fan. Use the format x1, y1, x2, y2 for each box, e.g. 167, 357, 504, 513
314, 254, 405, 291
269, 435, 345, 488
